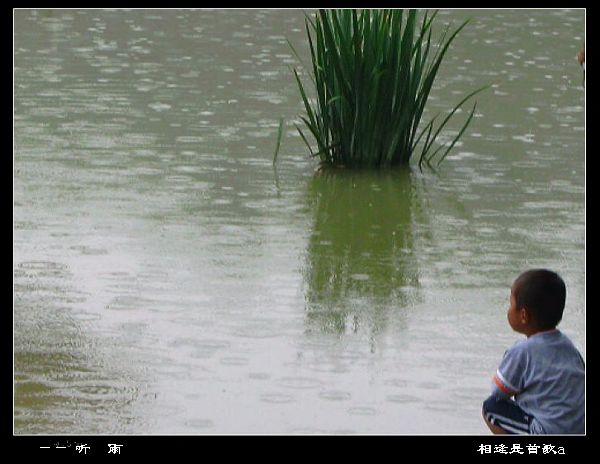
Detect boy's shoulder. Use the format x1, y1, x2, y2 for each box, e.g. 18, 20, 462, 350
504, 337, 531, 357
507, 330, 581, 357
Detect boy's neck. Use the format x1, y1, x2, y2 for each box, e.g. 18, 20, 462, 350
525, 327, 559, 338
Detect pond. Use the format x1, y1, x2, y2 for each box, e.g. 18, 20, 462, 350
14, 9, 584, 434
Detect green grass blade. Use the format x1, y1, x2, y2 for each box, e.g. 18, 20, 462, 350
434, 102, 478, 166
273, 117, 284, 164
421, 84, 490, 159
295, 124, 316, 157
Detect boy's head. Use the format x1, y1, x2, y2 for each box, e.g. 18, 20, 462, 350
509, 269, 566, 333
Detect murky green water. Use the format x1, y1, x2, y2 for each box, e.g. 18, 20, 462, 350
14, 9, 584, 434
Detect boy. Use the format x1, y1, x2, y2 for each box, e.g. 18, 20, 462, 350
482, 269, 585, 434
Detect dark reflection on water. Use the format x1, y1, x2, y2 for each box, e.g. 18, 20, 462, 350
14, 260, 141, 434
303, 168, 421, 336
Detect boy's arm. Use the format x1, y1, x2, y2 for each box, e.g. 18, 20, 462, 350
491, 370, 519, 399
491, 344, 526, 399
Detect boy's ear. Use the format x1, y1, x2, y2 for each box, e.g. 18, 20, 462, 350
520, 307, 530, 323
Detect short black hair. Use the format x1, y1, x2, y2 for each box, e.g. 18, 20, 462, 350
514, 269, 566, 330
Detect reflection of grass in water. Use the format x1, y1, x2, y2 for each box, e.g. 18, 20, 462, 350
303, 168, 420, 336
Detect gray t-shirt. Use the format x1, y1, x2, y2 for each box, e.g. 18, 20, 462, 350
493, 330, 585, 434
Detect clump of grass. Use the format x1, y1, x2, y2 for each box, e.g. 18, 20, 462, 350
290, 9, 488, 170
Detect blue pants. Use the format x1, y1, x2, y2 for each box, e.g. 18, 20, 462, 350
483, 395, 533, 434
